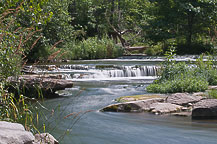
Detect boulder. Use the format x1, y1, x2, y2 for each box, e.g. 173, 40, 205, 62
8, 74, 73, 98
166, 93, 204, 106
150, 103, 183, 114
34, 133, 58, 144
192, 99, 217, 119
101, 98, 164, 112
0, 121, 34, 144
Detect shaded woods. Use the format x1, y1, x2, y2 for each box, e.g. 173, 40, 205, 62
1, 0, 216, 62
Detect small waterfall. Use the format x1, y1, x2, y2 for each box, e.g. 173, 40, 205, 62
58, 65, 89, 70
32, 64, 160, 79
107, 66, 159, 77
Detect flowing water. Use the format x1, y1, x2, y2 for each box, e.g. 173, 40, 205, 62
38, 57, 217, 144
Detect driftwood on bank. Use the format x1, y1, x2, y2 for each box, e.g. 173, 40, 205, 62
125, 46, 149, 51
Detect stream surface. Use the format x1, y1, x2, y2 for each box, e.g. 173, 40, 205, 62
40, 56, 217, 144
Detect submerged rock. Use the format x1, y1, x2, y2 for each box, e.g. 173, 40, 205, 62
0, 121, 34, 144
101, 98, 164, 112
166, 93, 204, 106
192, 99, 217, 119
171, 112, 192, 117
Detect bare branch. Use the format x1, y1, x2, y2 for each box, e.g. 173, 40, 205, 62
30, 35, 43, 50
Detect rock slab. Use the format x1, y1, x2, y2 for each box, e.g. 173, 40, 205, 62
0, 121, 34, 144
166, 93, 204, 106
8, 75, 73, 98
150, 103, 183, 114
192, 99, 217, 119
101, 98, 164, 112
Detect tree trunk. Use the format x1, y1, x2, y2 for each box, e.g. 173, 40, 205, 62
187, 12, 194, 47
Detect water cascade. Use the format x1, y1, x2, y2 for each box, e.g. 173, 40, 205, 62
56, 65, 160, 79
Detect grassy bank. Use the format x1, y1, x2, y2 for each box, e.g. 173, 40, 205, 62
147, 50, 217, 93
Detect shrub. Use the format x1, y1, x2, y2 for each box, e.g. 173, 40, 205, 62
147, 76, 208, 93
147, 50, 217, 93
145, 43, 163, 56
176, 42, 214, 55
63, 36, 123, 60
208, 89, 217, 99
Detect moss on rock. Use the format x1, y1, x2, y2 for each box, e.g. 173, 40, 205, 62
116, 94, 165, 103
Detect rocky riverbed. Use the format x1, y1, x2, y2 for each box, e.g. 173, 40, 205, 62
101, 93, 217, 119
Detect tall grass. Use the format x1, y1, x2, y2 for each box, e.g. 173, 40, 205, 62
0, 2, 59, 134
63, 36, 123, 60
0, 82, 43, 133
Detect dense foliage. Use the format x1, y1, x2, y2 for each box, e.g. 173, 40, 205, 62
147, 50, 217, 93
63, 37, 123, 60
1, 0, 216, 62
0, 0, 53, 132
146, 0, 217, 54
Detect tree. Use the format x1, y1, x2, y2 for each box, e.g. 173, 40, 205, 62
146, 0, 217, 50
68, 0, 150, 47
0, 0, 53, 78
26, 0, 75, 61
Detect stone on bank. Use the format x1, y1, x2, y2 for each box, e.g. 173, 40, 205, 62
0, 121, 58, 144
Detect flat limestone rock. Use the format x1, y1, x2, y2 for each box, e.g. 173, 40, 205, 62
116, 94, 165, 103
101, 98, 164, 112
192, 99, 217, 119
18, 75, 74, 91
150, 103, 183, 114
166, 93, 204, 106
0, 121, 34, 144
8, 74, 74, 98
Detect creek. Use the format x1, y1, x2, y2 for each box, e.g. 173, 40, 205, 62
39, 56, 217, 144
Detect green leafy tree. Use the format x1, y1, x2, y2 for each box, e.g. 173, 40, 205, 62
0, 0, 53, 78
22, 0, 74, 62
0, 0, 54, 132
68, 0, 150, 47
146, 0, 216, 53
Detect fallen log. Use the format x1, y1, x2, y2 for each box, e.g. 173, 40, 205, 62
125, 46, 149, 51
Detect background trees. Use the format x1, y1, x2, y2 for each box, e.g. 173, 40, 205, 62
146, 0, 217, 54
1, 0, 216, 62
